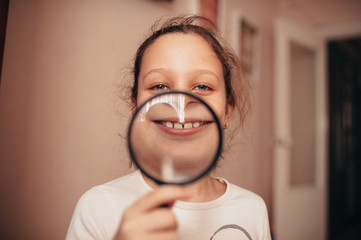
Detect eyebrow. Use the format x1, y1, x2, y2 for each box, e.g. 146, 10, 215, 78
192, 69, 221, 81
143, 68, 221, 81
142, 68, 169, 80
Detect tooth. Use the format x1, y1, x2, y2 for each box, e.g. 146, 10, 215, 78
165, 121, 173, 128
193, 122, 200, 128
184, 123, 193, 129
174, 123, 183, 129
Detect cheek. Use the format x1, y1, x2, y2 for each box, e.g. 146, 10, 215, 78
136, 91, 153, 107
214, 107, 227, 124
135, 76, 151, 106
207, 100, 228, 124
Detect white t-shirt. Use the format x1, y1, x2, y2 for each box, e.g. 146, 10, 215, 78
66, 170, 271, 240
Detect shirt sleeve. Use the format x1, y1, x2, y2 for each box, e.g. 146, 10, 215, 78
260, 199, 272, 240
65, 187, 120, 240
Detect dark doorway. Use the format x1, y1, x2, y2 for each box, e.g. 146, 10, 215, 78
328, 37, 361, 240
0, 0, 9, 85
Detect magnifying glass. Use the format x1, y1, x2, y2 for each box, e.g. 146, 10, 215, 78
127, 91, 222, 185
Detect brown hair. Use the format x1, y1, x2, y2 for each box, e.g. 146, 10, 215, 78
131, 15, 251, 131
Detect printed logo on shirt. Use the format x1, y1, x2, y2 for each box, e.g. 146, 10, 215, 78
210, 224, 252, 240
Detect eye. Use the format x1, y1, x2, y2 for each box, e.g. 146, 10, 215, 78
149, 84, 170, 91
193, 84, 213, 91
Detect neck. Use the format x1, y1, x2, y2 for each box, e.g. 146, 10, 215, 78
142, 173, 226, 202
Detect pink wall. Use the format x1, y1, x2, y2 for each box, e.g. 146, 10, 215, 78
0, 1, 192, 238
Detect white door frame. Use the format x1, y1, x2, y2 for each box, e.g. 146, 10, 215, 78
273, 17, 328, 240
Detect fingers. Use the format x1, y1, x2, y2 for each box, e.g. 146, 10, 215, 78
144, 231, 179, 240
120, 208, 177, 238
129, 185, 191, 214
116, 186, 191, 240
139, 208, 178, 231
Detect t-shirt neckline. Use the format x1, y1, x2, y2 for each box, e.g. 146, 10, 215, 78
135, 170, 232, 210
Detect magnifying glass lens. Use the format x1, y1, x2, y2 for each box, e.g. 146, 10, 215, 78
128, 92, 222, 185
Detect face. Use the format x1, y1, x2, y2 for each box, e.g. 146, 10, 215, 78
136, 33, 232, 126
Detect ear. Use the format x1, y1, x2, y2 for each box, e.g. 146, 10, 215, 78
224, 104, 233, 126
131, 97, 137, 112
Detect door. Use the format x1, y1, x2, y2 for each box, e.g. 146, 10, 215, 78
328, 37, 361, 240
273, 18, 328, 240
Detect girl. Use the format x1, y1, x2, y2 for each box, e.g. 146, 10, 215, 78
67, 15, 271, 240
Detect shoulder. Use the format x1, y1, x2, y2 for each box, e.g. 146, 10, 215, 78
229, 182, 265, 202
78, 170, 146, 208
222, 180, 269, 214
223, 181, 271, 236
66, 171, 147, 239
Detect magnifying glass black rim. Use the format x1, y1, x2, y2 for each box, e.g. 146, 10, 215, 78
127, 90, 223, 185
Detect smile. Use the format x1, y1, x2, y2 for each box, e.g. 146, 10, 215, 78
162, 121, 202, 129
153, 120, 212, 131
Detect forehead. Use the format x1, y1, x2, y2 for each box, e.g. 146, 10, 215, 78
150, 32, 215, 54
140, 32, 222, 71
151, 32, 210, 46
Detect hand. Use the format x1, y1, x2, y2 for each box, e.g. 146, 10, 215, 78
115, 186, 191, 240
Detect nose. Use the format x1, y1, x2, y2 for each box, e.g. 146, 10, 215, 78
171, 79, 191, 93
